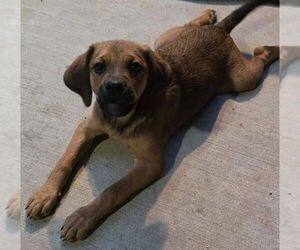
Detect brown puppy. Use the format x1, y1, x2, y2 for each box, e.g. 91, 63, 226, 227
25, 0, 279, 242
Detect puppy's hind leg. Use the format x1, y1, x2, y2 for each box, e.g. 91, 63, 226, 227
229, 45, 279, 93
185, 9, 217, 26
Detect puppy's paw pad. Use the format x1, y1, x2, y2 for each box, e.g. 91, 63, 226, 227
204, 9, 217, 24
265, 46, 280, 59
254, 46, 279, 63
254, 46, 266, 56
6, 191, 21, 220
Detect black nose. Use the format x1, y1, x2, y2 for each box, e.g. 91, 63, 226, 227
103, 81, 125, 95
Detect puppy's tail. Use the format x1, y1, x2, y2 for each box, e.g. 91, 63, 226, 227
217, 0, 279, 33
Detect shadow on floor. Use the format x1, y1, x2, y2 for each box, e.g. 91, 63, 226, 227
5, 217, 19, 234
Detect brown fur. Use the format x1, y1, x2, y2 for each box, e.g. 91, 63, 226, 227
26, 9, 279, 242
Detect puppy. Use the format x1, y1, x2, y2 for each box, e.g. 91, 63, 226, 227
23, 0, 279, 242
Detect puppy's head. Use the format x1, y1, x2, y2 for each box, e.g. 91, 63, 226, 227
64, 40, 171, 118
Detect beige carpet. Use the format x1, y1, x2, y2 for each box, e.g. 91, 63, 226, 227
21, 1, 279, 249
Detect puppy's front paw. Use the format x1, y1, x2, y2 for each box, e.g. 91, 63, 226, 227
61, 206, 97, 242
26, 185, 60, 219
6, 191, 21, 220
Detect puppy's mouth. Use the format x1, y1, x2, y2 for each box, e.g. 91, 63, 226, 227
99, 101, 136, 118
97, 85, 136, 118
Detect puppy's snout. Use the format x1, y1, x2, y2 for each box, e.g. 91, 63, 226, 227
103, 81, 126, 95
97, 80, 136, 117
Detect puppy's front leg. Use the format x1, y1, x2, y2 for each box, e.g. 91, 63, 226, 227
26, 120, 107, 219
61, 139, 164, 242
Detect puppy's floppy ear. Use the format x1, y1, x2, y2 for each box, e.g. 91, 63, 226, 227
143, 46, 172, 84
63, 45, 94, 106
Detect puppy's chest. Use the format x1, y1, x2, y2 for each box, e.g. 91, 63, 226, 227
87, 103, 150, 142
102, 115, 147, 141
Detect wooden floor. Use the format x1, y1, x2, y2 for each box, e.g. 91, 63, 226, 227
21, 1, 279, 249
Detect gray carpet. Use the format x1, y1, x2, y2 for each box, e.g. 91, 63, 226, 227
21, 1, 279, 249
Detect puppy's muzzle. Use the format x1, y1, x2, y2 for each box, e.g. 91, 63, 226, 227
97, 81, 136, 117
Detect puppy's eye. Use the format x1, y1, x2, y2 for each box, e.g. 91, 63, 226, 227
128, 61, 143, 74
93, 62, 106, 75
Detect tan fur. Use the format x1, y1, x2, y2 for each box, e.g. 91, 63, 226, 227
26, 9, 279, 241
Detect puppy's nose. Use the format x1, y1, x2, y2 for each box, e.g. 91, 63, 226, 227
103, 81, 125, 95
